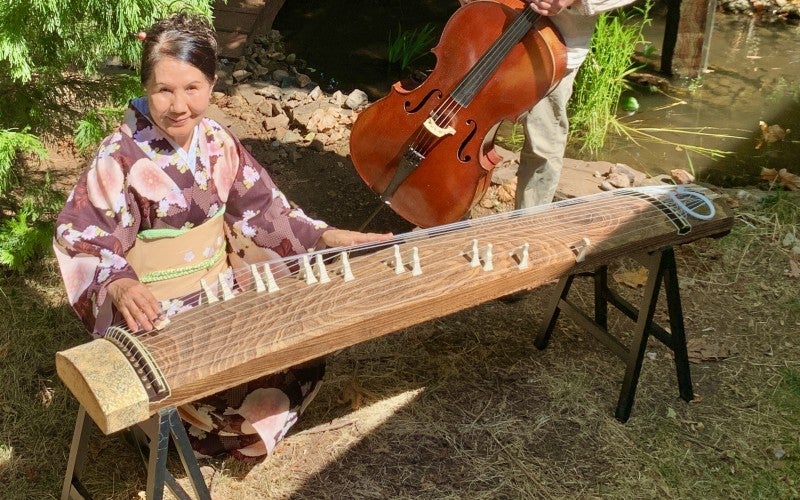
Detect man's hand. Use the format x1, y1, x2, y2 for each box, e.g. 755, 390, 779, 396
527, 0, 576, 16
459, 0, 575, 16
107, 277, 162, 332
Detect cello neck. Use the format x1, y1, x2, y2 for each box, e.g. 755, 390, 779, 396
450, 7, 540, 107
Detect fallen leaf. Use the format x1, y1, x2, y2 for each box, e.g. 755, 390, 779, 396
760, 168, 800, 191
613, 267, 649, 288
756, 120, 788, 149
686, 338, 738, 363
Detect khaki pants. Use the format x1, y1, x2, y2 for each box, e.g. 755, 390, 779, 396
515, 68, 578, 209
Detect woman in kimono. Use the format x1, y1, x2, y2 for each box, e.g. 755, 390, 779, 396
53, 12, 391, 462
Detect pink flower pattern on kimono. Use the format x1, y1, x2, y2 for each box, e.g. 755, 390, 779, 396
86, 155, 125, 212
236, 388, 291, 456
128, 158, 182, 202
54, 250, 100, 304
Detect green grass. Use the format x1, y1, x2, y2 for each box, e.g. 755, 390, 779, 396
387, 23, 437, 71
569, 2, 652, 154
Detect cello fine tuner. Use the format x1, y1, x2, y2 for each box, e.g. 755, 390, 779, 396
570, 237, 591, 263
510, 243, 530, 269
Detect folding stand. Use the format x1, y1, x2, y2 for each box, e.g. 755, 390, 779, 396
535, 246, 694, 422
61, 406, 211, 500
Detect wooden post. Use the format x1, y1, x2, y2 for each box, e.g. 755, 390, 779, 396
661, 0, 717, 78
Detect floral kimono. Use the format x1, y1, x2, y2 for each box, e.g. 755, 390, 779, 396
54, 98, 328, 461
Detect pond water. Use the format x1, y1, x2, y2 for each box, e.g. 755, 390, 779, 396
273, 2, 800, 187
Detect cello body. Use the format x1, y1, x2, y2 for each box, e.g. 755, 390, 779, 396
350, 0, 567, 228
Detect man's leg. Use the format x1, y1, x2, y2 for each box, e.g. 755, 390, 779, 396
515, 68, 578, 209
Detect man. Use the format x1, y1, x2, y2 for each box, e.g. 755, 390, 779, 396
459, 0, 637, 208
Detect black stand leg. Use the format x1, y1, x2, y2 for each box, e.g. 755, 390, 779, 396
61, 406, 93, 500
61, 406, 211, 500
535, 247, 694, 423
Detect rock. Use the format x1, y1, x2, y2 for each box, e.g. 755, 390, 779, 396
263, 114, 290, 131
232, 69, 252, 83
671, 168, 695, 185
344, 89, 369, 110
605, 171, 632, 188
610, 163, 648, 185
272, 69, 291, 83
254, 84, 284, 100
295, 72, 312, 88
282, 130, 304, 144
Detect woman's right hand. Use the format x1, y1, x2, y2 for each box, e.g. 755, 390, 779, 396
107, 277, 162, 332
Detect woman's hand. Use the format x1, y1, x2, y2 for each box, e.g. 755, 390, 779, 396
107, 277, 162, 332
320, 229, 394, 248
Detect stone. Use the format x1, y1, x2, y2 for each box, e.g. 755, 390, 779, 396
344, 89, 369, 110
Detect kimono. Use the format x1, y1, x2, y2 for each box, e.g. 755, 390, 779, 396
54, 98, 328, 461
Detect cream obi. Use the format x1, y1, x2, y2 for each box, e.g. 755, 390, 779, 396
126, 209, 228, 302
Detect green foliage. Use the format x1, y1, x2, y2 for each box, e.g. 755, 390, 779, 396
0, 197, 57, 272
387, 23, 437, 70
0, 0, 215, 133
0, 129, 46, 198
568, 1, 652, 154
495, 121, 525, 153
0, 1, 217, 273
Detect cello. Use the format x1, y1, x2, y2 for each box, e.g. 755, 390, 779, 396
349, 0, 567, 228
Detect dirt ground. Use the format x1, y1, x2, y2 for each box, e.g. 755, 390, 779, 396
23, 81, 799, 499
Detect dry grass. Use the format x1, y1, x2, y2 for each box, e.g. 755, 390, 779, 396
1, 190, 798, 499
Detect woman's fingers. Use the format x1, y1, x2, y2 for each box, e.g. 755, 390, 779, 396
108, 278, 162, 332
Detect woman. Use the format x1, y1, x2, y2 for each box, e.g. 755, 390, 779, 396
54, 12, 391, 462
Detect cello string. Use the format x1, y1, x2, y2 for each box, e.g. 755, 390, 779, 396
116, 187, 709, 335
405, 6, 539, 156
162, 196, 712, 376
141, 189, 708, 354
434, 7, 538, 122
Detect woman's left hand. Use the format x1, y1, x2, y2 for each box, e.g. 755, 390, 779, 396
320, 229, 393, 248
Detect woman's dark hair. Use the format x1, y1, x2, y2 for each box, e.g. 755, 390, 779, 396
140, 12, 218, 86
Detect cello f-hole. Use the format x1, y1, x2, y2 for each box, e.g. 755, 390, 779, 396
404, 89, 444, 114
457, 119, 478, 163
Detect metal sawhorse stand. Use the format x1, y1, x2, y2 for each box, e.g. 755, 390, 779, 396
535, 246, 694, 422
61, 405, 211, 500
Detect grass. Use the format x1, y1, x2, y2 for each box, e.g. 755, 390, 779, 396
569, 2, 653, 154
387, 23, 437, 71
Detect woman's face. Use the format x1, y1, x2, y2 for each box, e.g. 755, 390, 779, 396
144, 57, 214, 150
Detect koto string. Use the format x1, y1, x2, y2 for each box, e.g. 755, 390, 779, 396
144, 205, 707, 372
135, 189, 713, 362
106, 187, 707, 335
162, 198, 709, 378
106, 186, 708, 336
